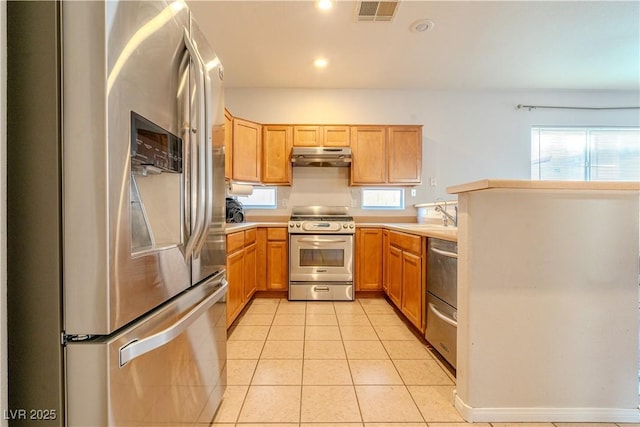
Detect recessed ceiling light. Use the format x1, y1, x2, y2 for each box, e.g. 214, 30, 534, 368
410, 19, 435, 33
314, 58, 329, 68
316, 0, 333, 11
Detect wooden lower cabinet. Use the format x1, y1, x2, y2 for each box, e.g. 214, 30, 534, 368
264, 228, 288, 291
382, 229, 389, 293
266, 241, 288, 290
400, 251, 423, 328
356, 228, 383, 291
255, 227, 289, 292
384, 231, 426, 331
387, 245, 403, 307
226, 248, 245, 327
226, 229, 258, 327
243, 242, 257, 299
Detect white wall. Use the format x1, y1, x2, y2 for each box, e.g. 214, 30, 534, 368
226, 88, 640, 217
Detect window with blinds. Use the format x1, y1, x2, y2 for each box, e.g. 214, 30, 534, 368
531, 127, 640, 181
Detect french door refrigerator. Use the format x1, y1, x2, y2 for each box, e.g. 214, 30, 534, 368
7, 1, 228, 425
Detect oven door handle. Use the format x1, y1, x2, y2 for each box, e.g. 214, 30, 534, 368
296, 238, 347, 244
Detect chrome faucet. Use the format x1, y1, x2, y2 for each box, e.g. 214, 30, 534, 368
434, 199, 458, 227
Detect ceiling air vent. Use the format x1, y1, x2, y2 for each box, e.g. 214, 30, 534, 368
356, 1, 400, 22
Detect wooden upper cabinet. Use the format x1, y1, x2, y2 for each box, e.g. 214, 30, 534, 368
232, 118, 261, 183
224, 109, 233, 180
293, 126, 321, 147
350, 126, 386, 184
262, 125, 292, 184
351, 125, 422, 186
293, 125, 350, 147
388, 126, 422, 184
323, 126, 350, 147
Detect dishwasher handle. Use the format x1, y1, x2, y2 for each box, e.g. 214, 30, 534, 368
428, 302, 458, 328
430, 247, 458, 259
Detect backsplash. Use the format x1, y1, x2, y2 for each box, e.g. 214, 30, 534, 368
244, 167, 430, 219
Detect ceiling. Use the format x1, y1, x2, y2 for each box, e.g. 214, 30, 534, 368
188, 1, 640, 91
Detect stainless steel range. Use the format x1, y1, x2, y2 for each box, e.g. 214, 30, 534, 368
288, 206, 355, 301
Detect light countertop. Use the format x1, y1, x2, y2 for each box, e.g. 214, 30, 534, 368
358, 223, 457, 242
225, 221, 457, 241
225, 222, 287, 234
448, 179, 640, 194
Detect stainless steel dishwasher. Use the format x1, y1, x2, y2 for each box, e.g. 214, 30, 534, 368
425, 238, 458, 368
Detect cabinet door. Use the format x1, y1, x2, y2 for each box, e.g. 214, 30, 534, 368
351, 126, 386, 184
262, 125, 292, 184
232, 118, 261, 182
323, 126, 350, 147
401, 251, 423, 330
226, 249, 245, 327
356, 228, 383, 291
224, 110, 233, 180
267, 241, 288, 290
255, 228, 268, 291
382, 230, 389, 293
388, 126, 422, 184
387, 245, 403, 307
293, 125, 321, 147
244, 243, 257, 300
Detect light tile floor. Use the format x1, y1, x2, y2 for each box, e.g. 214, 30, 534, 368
211, 297, 635, 427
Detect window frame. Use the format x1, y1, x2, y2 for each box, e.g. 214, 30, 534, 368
531, 126, 640, 182
360, 187, 405, 210
235, 186, 278, 209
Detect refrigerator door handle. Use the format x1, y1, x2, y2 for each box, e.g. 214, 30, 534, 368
119, 279, 228, 367
194, 41, 214, 255
182, 31, 207, 261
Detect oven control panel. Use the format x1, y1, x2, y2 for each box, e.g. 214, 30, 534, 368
288, 221, 355, 234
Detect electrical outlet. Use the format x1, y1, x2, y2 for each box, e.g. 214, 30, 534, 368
282, 198, 288, 207
410, 188, 417, 197
351, 199, 357, 208
430, 177, 437, 187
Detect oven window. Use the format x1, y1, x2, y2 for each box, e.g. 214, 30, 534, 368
299, 249, 344, 267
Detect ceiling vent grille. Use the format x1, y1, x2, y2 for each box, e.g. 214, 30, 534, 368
356, 1, 400, 22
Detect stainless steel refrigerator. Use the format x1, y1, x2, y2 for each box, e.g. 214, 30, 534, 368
7, 1, 228, 425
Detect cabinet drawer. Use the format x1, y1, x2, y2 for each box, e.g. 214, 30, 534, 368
244, 228, 257, 245
389, 231, 422, 255
226, 231, 245, 253
267, 227, 287, 241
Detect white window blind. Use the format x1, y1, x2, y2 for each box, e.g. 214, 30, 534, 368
531, 127, 640, 181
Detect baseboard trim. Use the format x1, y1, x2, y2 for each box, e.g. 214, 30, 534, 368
454, 393, 640, 423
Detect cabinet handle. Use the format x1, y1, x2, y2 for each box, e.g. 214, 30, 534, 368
313, 286, 330, 292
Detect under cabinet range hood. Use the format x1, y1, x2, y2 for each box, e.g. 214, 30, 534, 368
291, 147, 352, 167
